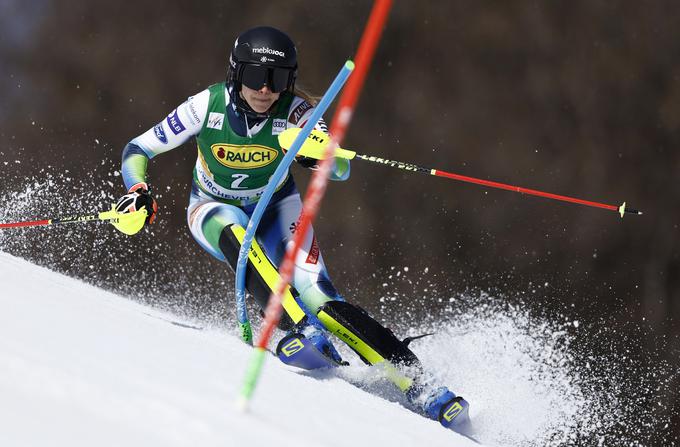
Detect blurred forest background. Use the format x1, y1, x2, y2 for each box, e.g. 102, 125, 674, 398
0, 0, 678, 442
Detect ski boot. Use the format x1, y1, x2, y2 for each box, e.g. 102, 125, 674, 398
276, 324, 347, 370
422, 386, 471, 430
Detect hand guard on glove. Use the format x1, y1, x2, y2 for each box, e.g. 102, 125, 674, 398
115, 182, 158, 225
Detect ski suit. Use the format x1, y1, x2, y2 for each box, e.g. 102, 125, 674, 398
119, 83, 459, 415
120, 83, 350, 318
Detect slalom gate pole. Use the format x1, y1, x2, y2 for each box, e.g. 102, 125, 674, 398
278, 128, 643, 218
233, 61, 355, 346
237, 0, 393, 410
0, 208, 149, 234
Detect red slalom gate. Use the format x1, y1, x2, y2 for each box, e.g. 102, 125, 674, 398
238, 0, 394, 408
257, 0, 393, 350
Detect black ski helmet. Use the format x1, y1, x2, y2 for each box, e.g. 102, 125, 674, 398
227, 26, 298, 116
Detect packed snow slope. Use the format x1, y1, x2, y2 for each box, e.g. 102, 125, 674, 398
2, 249, 676, 446
0, 252, 479, 447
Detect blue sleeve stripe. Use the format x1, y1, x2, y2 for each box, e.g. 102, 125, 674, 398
121, 142, 150, 190
126, 139, 155, 159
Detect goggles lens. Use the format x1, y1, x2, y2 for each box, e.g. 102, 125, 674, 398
239, 64, 294, 93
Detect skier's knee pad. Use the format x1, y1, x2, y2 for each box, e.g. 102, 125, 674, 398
219, 224, 307, 330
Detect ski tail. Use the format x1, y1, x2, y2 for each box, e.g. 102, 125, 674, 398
316, 301, 473, 435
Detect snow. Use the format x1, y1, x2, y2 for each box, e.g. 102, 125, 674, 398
1, 246, 674, 446
0, 252, 480, 447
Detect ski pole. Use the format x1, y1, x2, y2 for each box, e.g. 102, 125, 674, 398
278, 128, 643, 218
0, 207, 148, 235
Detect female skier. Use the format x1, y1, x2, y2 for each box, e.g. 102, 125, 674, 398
114, 26, 469, 429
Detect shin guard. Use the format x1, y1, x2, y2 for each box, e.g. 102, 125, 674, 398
317, 301, 423, 392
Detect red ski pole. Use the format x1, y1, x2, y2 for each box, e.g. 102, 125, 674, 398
0, 208, 148, 234
279, 128, 643, 218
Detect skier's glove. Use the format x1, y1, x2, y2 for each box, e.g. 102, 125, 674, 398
282, 144, 318, 169
296, 156, 318, 169
115, 182, 158, 225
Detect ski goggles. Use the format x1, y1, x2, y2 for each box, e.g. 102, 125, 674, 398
238, 64, 296, 93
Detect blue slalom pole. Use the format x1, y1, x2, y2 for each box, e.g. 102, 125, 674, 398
234, 61, 355, 344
